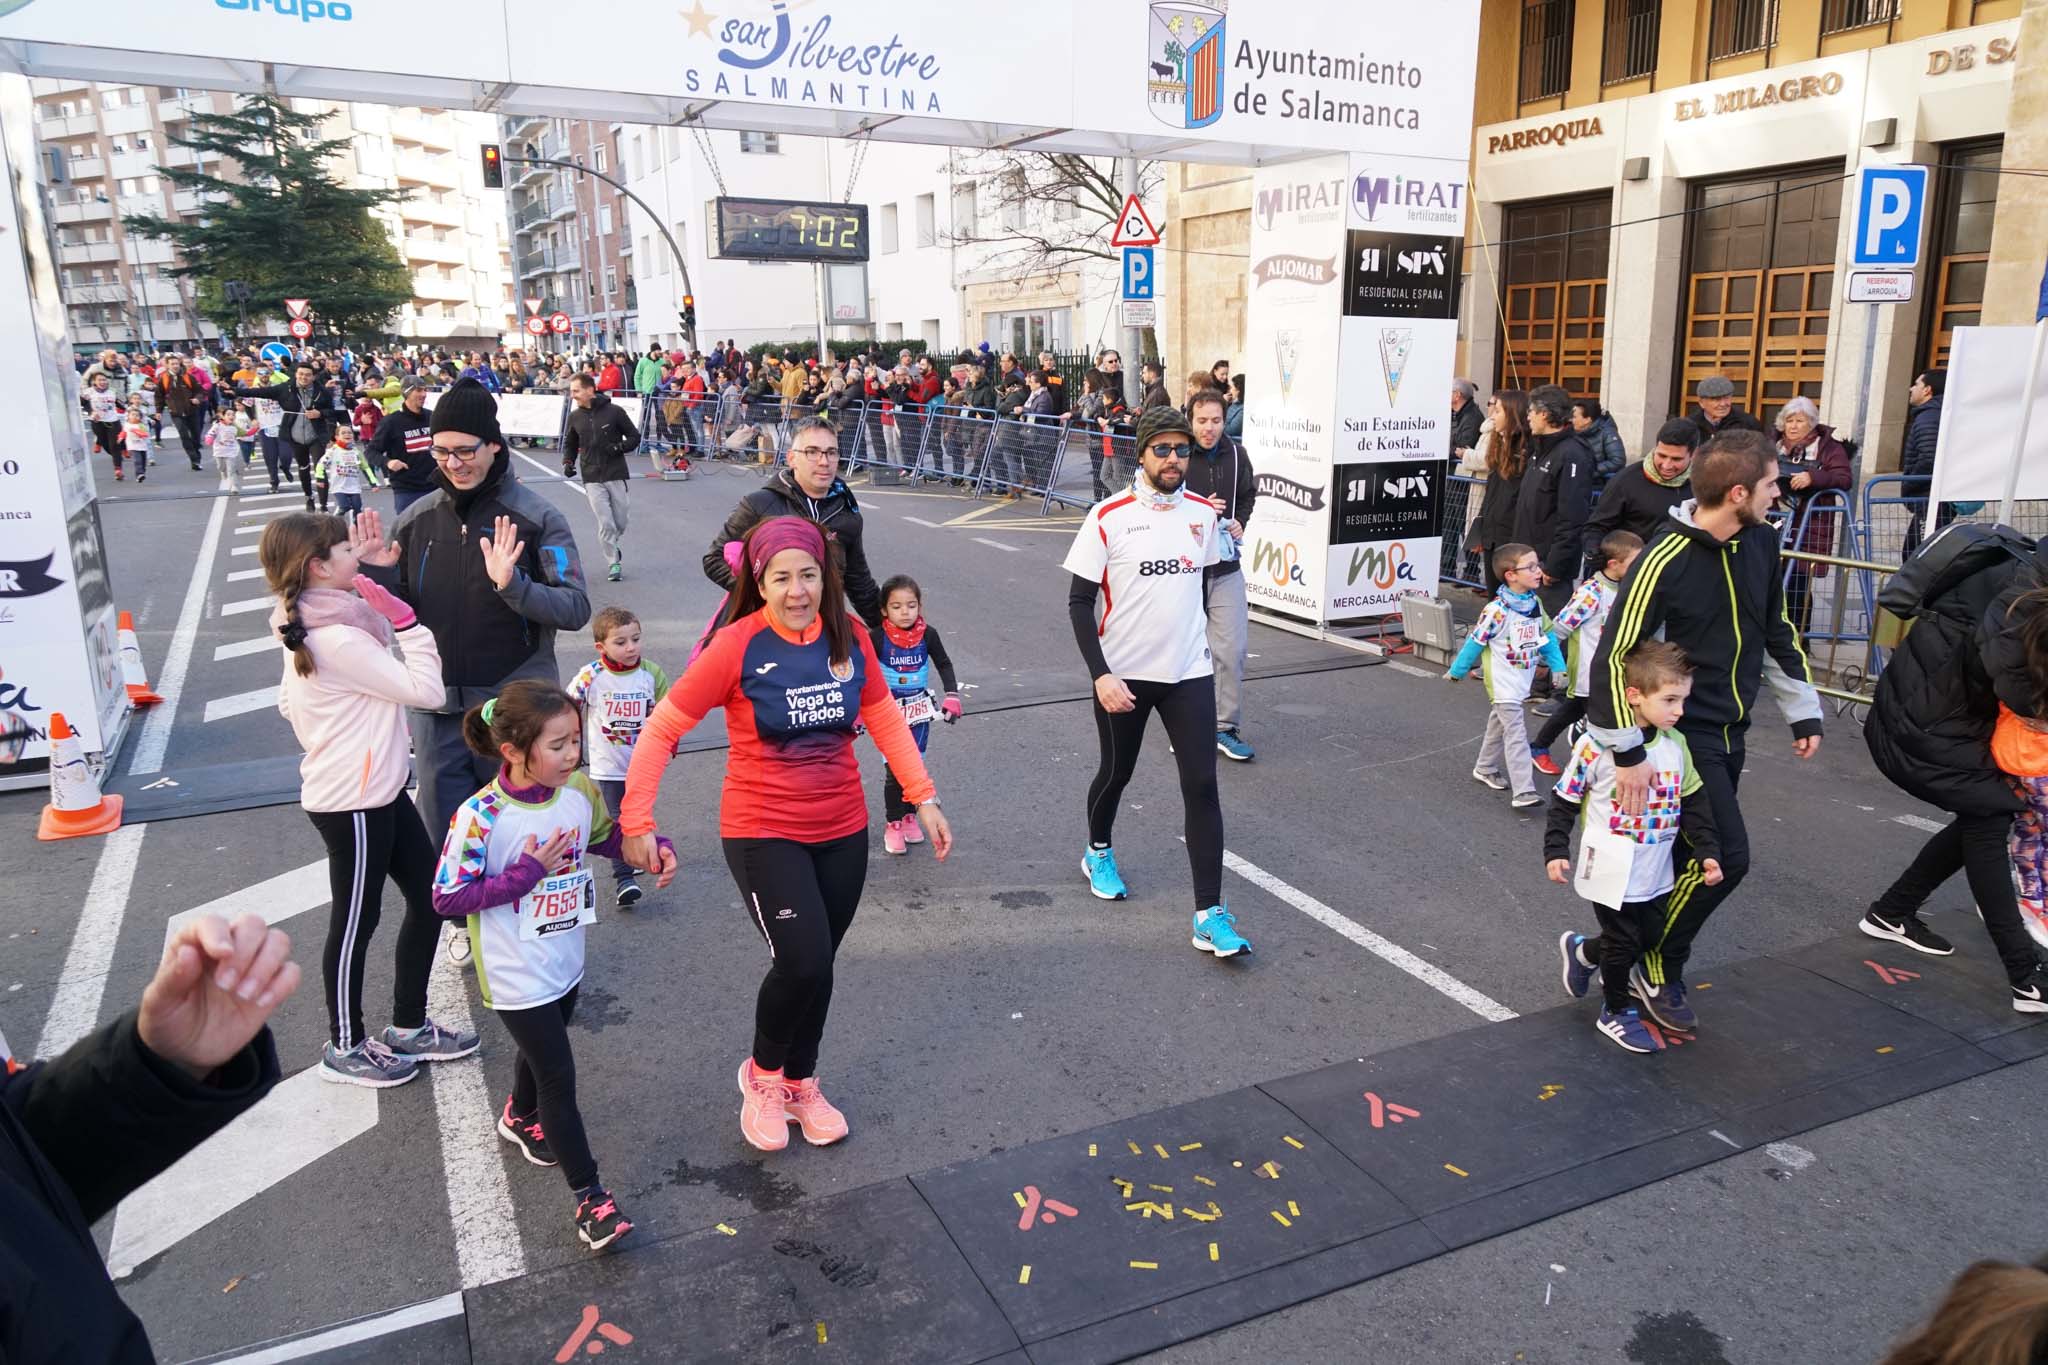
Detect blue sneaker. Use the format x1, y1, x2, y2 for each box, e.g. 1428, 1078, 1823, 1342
1558, 932, 1595, 999
1629, 964, 1697, 1031
1215, 729, 1254, 762
1192, 905, 1250, 957
1595, 1006, 1664, 1054
1082, 846, 1129, 901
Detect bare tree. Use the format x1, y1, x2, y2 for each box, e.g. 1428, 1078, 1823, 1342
945, 151, 1162, 278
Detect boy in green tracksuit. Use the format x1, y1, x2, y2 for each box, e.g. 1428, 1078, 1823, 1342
1446, 542, 1569, 809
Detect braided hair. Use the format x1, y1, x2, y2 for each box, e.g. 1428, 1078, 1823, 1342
257, 512, 351, 677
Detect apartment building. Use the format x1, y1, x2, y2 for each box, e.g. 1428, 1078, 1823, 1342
501, 115, 635, 352
33, 79, 514, 354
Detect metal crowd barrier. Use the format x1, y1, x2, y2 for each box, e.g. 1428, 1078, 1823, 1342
1441, 473, 1485, 589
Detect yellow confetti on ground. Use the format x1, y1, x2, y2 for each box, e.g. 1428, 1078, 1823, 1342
1194, 1174, 1216, 1187
1088, 1143, 1098, 1156
1258, 1161, 1280, 1179
1876, 1046, 1895, 1054
1154, 1143, 1172, 1160
1270, 1210, 1292, 1228
1130, 1260, 1159, 1270
816, 1323, 828, 1344
1179, 1142, 1203, 1152
1287, 1201, 1300, 1217
1019, 1265, 1032, 1285
1282, 1135, 1305, 1150
1112, 1177, 1135, 1197
715, 1223, 737, 1236
1182, 1203, 1222, 1222
1013, 1190, 1027, 1208
1149, 1183, 1173, 1193
1232, 1160, 1243, 1168
1209, 1242, 1220, 1261
1128, 1140, 1144, 1155
1444, 1164, 1469, 1178
222, 1277, 242, 1294
1697, 982, 1713, 989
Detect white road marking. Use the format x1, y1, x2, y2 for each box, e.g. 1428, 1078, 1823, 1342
1709, 1129, 1741, 1149
108, 1068, 378, 1279
1219, 848, 1516, 1022
204, 685, 281, 723
215, 634, 280, 661
1892, 813, 1945, 834
427, 957, 527, 1287
235, 491, 301, 505
209, 1292, 465, 1365
132, 492, 229, 775
225, 566, 267, 583
231, 543, 259, 556
1386, 661, 1436, 679
902, 515, 942, 528
972, 537, 1022, 553
237, 504, 291, 518
233, 522, 268, 536
161, 861, 329, 949
220, 595, 276, 617
32, 825, 148, 1059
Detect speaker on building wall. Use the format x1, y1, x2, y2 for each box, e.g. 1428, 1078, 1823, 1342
1622, 157, 1649, 182
1863, 118, 1898, 149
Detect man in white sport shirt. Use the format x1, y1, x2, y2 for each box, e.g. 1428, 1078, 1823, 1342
1062, 406, 1250, 958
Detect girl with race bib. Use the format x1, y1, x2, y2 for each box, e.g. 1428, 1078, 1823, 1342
870, 574, 961, 855
432, 681, 676, 1252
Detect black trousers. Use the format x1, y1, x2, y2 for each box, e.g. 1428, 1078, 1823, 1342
170, 410, 204, 465
1584, 894, 1669, 1011
1533, 695, 1587, 751
1642, 725, 1749, 988
498, 984, 597, 1191
724, 831, 868, 1080
283, 437, 318, 501
1086, 677, 1225, 911
91, 421, 123, 469
306, 795, 440, 1049
1871, 812, 2041, 986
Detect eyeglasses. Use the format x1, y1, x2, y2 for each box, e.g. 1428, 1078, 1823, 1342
791, 446, 839, 461
1510, 560, 1542, 575
432, 442, 487, 463
1147, 442, 1192, 460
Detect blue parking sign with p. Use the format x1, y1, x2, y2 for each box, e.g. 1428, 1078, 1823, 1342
1852, 165, 1928, 269
1122, 247, 1154, 301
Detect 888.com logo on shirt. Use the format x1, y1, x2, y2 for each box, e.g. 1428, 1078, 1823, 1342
1136, 556, 1201, 577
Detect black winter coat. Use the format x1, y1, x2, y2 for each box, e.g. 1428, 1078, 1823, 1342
368, 403, 435, 492
1513, 429, 1596, 585
1449, 398, 1482, 457
1868, 535, 2041, 817
704, 468, 883, 626
1470, 458, 1524, 556
1688, 404, 1767, 444
1584, 462, 1687, 554
3, 1014, 280, 1365
235, 379, 345, 444
562, 393, 642, 483
1901, 396, 1943, 482
1182, 434, 1257, 582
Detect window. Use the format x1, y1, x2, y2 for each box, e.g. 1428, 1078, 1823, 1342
593, 144, 607, 173
738, 130, 779, 155
1708, 0, 1778, 59
604, 267, 617, 295
953, 183, 978, 230
1000, 197, 1025, 230
1600, 0, 1659, 84
640, 234, 651, 263
629, 134, 643, 179
1819, 0, 1895, 34
878, 203, 900, 254
598, 203, 612, 236
1518, 0, 1575, 102
915, 192, 937, 247
141, 175, 158, 194
101, 90, 121, 111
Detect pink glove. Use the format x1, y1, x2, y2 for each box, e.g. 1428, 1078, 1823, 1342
352, 574, 417, 632
941, 693, 962, 724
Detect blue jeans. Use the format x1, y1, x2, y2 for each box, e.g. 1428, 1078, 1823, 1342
392, 486, 433, 518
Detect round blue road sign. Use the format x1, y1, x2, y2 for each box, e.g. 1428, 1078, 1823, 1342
259, 342, 292, 366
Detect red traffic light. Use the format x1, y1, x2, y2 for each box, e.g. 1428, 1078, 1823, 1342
480, 144, 504, 188
682, 294, 694, 307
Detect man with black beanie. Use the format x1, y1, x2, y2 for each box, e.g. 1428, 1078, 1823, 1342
353, 378, 591, 871
369, 377, 437, 517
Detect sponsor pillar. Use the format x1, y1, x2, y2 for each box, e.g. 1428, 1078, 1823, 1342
0, 74, 127, 782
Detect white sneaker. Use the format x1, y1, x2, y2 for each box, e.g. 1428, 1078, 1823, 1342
1471, 768, 1508, 791
444, 923, 471, 965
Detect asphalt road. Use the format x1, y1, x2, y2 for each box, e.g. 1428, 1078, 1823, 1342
2, 445, 2036, 1364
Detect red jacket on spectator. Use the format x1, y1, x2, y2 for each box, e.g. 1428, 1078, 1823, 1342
596, 361, 624, 394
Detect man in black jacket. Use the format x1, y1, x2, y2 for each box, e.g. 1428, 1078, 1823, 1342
1687, 374, 1767, 444
1184, 389, 1258, 761
1512, 384, 1596, 615
1449, 378, 1482, 459
235, 362, 347, 510
563, 373, 642, 583
1898, 368, 1946, 560
1587, 432, 1824, 1031
4, 912, 297, 1365
705, 415, 883, 625
1583, 418, 1698, 551
369, 377, 436, 516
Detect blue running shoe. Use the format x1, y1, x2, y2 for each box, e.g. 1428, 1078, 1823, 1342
1192, 905, 1250, 957
1629, 964, 1697, 1031
1558, 932, 1595, 999
1082, 846, 1129, 901
1215, 729, 1255, 762
1596, 1006, 1664, 1054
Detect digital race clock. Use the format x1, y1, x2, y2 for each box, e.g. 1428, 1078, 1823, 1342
712, 197, 871, 263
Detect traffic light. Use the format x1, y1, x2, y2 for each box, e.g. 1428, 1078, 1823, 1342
682, 293, 697, 329
480, 143, 503, 189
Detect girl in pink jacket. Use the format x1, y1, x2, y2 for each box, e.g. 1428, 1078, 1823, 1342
260, 512, 482, 1088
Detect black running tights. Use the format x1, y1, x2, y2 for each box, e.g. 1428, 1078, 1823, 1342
1086, 676, 1225, 911
723, 831, 867, 1081
306, 795, 440, 1050
499, 984, 597, 1191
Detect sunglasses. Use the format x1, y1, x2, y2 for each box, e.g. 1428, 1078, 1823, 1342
1146, 442, 1191, 460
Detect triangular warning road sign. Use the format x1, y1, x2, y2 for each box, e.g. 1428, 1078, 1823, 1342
282, 298, 311, 319
1110, 193, 1162, 248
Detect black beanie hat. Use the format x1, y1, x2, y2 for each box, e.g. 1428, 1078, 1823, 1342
428, 377, 504, 446
1133, 405, 1193, 453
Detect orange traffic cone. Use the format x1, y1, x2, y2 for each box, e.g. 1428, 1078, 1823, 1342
37, 712, 124, 841
118, 611, 163, 707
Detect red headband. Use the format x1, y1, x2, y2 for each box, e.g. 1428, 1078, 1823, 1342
747, 516, 827, 580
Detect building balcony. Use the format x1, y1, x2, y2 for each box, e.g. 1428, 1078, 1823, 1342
109, 151, 157, 180
394, 150, 446, 185
405, 234, 466, 265
549, 196, 578, 222
387, 109, 454, 149
37, 112, 99, 140
63, 282, 130, 304
512, 197, 554, 230
52, 198, 113, 223
162, 147, 219, 170
399, 197, 464, 228
58, 241, 119, 265
515, 247, 554, 277
157, 94, 214, 124
412, 273, 469, 302
170, 189, 212, 215
62, 156, 106, 182
114, 194, 161, 221
504, 111, 548, 137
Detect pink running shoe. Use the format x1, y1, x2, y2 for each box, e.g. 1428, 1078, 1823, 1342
2020, 898, 2048, 951
883, 818, 908, 855
783, 1075, 849, 1145
738, 1058, 790, 1151
901, 812, 925, 845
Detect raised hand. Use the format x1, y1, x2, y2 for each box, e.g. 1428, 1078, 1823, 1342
349, 506, 399, 568
351, 574, 416, 631
137, 913, 301, 1080
481, 514, 526, 591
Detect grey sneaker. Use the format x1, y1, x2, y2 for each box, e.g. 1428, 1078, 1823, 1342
382, 1017, 480, 1062
445, 923, 472, 965
319, 1038, 419, 1088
